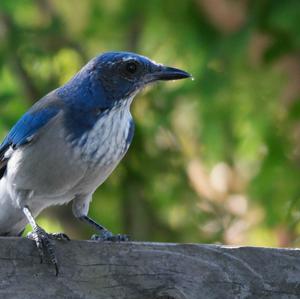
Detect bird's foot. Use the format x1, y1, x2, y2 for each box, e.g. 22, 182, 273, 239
91, 230, 129, 242
48, 232, 71, 241
27, 226, 70, 275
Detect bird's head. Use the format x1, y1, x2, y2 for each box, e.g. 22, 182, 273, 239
91, 52, 191, 101
63, 52, 191, 108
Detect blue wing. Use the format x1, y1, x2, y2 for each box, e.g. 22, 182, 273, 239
0, 92, 64, 178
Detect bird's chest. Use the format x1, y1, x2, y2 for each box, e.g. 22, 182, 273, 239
73, 107, 134, 171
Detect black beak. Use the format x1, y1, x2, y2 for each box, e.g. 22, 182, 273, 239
146, 65, 191, 82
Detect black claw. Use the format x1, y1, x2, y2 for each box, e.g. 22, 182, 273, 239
91, 232, 130, 242
49, 232, 71, 241
110, 234, 130, 241
27, 226, 69, 276
55, 263, 59, 276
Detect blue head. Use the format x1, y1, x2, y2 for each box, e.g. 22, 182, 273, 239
58, 51, 191, 110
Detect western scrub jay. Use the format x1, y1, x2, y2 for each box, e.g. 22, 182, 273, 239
0, 51, 190, 274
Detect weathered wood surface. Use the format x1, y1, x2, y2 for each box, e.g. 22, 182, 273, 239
0, 238, 299, 299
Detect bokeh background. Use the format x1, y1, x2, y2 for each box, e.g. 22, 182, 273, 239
1, 0, 300, 247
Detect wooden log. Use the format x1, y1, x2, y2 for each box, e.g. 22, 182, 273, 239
0, 237, 299, 298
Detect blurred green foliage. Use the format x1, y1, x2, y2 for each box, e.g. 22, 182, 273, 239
1, 0, 300, 247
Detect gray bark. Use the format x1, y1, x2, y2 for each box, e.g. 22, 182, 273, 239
0, 237, 299, 299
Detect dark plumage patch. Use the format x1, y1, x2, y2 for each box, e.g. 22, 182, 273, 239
0, 143, 9, 179
0, 161, 7, 179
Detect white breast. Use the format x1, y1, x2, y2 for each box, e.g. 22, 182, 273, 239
75, 101, 133, 168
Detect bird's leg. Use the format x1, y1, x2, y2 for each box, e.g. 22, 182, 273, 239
72, 194, 129, 241
23, 206, 58, 272
22, 205, 70, 275
79, 215, 129, 241
73, 195, 129, 241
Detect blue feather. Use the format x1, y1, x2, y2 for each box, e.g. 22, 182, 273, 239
0, 92, 63, 152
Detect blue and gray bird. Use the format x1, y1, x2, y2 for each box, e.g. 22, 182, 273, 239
0, 51, 190, 274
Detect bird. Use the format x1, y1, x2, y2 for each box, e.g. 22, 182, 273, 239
0, 51, 191, 274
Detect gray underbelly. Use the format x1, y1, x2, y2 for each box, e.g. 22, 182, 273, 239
0, 161, 120, 236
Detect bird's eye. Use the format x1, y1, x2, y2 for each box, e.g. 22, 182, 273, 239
125, 61, 138, 74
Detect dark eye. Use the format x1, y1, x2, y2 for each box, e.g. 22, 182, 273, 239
125, 61, 138, 74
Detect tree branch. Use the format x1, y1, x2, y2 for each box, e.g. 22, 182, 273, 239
0, 238, 300, 298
